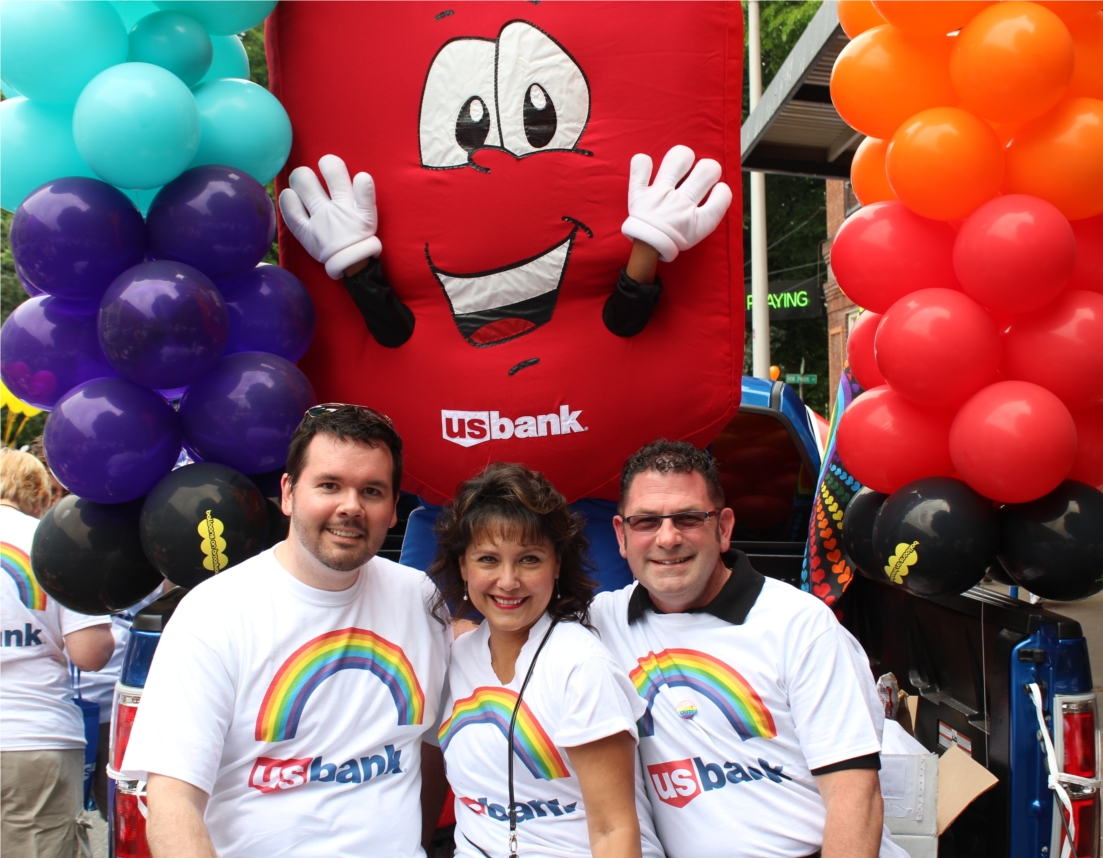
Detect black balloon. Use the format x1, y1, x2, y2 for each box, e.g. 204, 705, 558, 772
250, 467, 286, 499
841, 487, 889, 580
998, 481, 1103, 601
140, 463, 268, 589
31, 496, 163, 614
872, 477, 998, 598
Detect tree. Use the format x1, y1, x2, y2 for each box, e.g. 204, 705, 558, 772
742, 1, 830, 414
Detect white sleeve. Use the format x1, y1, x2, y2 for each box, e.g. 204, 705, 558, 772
59, 606, 111, 636
120, 603, 236, 795
787, 624, 882, 772
839, 625, 885, 743
553, 649, 643, 749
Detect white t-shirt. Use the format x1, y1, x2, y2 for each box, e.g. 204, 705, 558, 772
590, 567, 902, 858
1, 505, 111, 751
75, 586, 165, 723
122, 549, 451, 858
440, 613, 664, 858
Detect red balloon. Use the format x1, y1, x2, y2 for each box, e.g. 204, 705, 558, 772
831, 202, 960, 313
1070, 405, 1103, 486
876, 288, 1002, 408
950, 381, 1077, 502
846, 310, 886, 390
1002, 290, 1103, 410
1069, 214, 1103, 293
954, 194, 1076, 314
836, 386, 955, 493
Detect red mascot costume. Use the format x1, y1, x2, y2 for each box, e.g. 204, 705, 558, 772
267, 2, 744, 580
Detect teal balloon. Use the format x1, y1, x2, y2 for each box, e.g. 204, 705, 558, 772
198, 35, 249, 85
1, 78, 20, 98
0, 2, 128, 103
124, 187, 162, 216
0, 98, 96, 212
152, 1, 276, 36
190, 79, 291, 184
111, 0, 159, 30
128, 11, 213, 87
73, 63, 200, 190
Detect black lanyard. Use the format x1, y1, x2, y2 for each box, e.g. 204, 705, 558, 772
507, 617, 559, 858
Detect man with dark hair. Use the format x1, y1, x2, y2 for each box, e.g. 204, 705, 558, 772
590, 439, 905, 858
123, 405, 450, 858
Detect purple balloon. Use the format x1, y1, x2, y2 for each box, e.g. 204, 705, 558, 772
11, 177, 146, 305
99, 260, 229, 390
44, 377, 182, 504
0, 296, 119, 410
179, 351, 316, 474
146, 165, 276, 281
18, 272, 43, 299
218, 264, 316, 363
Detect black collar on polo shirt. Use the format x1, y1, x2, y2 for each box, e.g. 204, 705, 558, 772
627, 549, 766, 625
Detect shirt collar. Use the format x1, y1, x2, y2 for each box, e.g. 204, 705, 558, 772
627, 549, 765, 625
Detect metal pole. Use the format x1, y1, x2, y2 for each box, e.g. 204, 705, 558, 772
748, 0, 771, 379
798, 357, 806, 402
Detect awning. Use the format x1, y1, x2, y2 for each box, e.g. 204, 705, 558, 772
740, 4, 861, 180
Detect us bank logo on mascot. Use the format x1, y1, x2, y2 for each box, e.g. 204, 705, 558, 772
248, 629, 424, 795
269, 2, 744, 503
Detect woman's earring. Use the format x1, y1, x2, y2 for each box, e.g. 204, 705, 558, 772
462, 581, 468, 601
556, 578, 561, 601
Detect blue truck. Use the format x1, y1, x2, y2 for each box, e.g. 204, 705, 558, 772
107, 377, 1100, 858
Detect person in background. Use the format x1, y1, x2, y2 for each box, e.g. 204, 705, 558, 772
1, 447, 115, 858
429, 463, 662, 858
589, 440, 906, 858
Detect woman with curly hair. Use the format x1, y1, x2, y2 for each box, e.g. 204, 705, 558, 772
430, 463, 661, 858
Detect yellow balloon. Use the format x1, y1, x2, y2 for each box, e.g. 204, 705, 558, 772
0, 382, 42, 417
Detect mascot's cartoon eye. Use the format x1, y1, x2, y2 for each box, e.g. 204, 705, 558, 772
456, 96, 491, 153
523, 84, 556, 149
419, 38, 500, 168
495, 21, 589, 157
419, 22, 589, 168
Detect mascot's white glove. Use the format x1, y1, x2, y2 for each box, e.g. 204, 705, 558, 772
278, 154, 382, 280
621, 145, 733, 264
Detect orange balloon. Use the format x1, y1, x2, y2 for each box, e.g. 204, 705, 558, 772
838, 0, 887, 38
951, 2, 1074, 124
872, 0, 993, 35
1068, 13, 1103, 99
986, 119, 1020, 146
831, 26, 958, 139
1005, 97, 1103, 220
1031, 0, 1103, 26
850, 137, 897, 205
886, 107, 1004, 220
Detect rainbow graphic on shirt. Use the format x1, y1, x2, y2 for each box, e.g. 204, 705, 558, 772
438, 687, 570, 781
630, 648, 777, 741
1, 543, 46, 611
255, 628, 424, 743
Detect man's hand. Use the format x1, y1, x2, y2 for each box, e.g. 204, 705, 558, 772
621, 145, 732, 264
146, 774, 216, 858
278, 154, 382, 279
65, 624, 114, 672
815, 767, 884, 858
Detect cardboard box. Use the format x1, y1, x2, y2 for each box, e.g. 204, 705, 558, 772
879, 698, 998, 858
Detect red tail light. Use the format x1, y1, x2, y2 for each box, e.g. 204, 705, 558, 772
110, 686, 142, 774
114, 780, 152, 858
1056, 695, 1101, 858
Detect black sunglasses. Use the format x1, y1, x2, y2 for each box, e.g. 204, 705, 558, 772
304, 403, 393, 427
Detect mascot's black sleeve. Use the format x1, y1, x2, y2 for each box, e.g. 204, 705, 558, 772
342, 257, 415, 348
603, 268, 664, 338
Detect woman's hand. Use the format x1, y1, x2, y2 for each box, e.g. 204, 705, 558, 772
566, 731, 643, 858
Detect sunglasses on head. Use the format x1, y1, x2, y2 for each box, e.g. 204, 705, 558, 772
623, 510, 720, 533
304, 403, 393, 427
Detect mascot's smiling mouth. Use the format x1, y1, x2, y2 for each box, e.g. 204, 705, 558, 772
426, 216, 591, 347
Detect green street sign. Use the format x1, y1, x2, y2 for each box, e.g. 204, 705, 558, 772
785, 374, 817, 385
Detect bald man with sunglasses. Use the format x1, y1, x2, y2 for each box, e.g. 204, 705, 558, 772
589, 440, 906, 858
